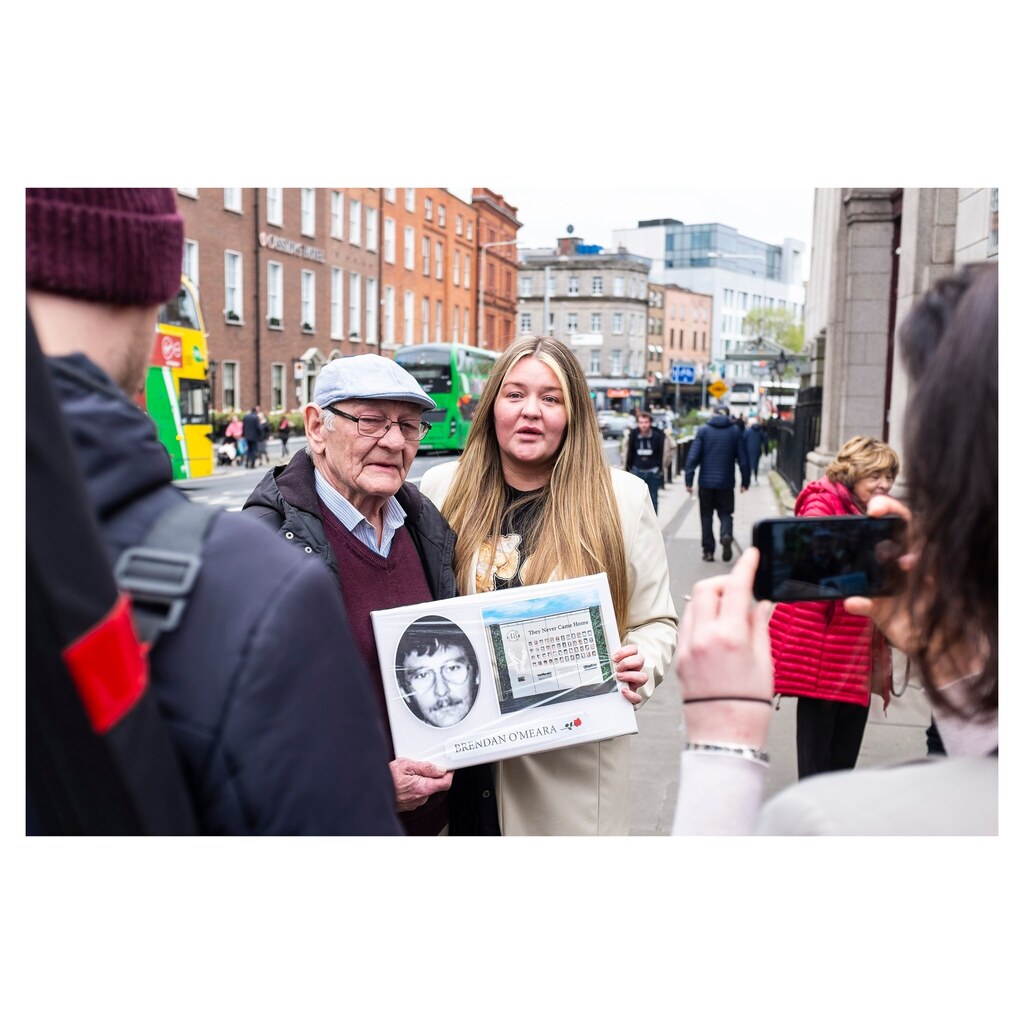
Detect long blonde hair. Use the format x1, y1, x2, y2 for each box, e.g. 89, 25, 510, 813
440, 335, 629, 625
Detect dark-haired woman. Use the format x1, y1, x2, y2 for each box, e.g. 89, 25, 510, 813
671, 262, 997, 835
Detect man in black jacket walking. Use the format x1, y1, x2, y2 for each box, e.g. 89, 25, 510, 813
684, 402, 750, 562
624, 410, 666, 514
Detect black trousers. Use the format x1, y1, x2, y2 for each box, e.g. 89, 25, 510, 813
795, 696, 870, 778
697, 486, 735, 554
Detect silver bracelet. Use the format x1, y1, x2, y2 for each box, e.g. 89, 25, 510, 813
684, 741, 770, 766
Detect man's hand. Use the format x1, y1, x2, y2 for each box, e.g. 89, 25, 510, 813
389, 758, 453, 813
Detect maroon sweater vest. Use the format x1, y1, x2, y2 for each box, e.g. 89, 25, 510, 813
320, 502, 445, 835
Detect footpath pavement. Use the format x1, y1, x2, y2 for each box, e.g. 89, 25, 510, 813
626, 454, 932, 836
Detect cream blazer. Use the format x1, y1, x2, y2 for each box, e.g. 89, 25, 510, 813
419, 460, 678, 836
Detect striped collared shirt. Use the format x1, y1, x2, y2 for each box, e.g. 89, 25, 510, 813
313, 468, 408, 557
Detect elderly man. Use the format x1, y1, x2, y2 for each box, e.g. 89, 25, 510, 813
243, 355, 497, 835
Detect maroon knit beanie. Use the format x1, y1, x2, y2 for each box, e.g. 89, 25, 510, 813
26, 188, 185, 307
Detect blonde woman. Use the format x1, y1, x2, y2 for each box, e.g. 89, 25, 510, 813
420, 335, 677, 835
770, 436, 900, 778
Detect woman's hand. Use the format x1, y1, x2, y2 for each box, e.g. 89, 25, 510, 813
612, 644, 647, 706
843, 494, 918, 652
676, 547, 774, 748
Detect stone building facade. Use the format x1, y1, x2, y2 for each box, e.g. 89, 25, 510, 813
805, 187, 998, 488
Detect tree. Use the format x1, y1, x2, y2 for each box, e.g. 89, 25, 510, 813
742, 307, 804, 354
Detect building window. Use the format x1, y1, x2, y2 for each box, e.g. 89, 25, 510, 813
383, 286, 395, 345
301, 188, 315, 237
452, 306, 459, 343
546, 310, 555, 333
182, 239, 199, 286
383, 216, 395, 263
271, 363, 284, 411
591, 276, 604, 296
224, 251, 243, 323
613, 276, 625, 297
331, 191, 344, 239
629, 278, 638, 298
330, 267, 343, 339
456, 214, 463, 236
404, 227, 415, 270
300, 270, 316, 331
422, 297, 430, 343
384, 188, 396, 203
349, 199, 362, 246
568, 276, 579, 296
222, 360, 238, 409
435, 241, 443, 279
546, 273, 555, 297
365, 278, 378, 344
404, 188, 415, 212
425, 197, 433, 221
463, 258, 470, 289
438, 204, 446, 227
349, 273, 362, 340
366, 207, 378, 252
611, 349, 623, 375
628, 313, 636, 336
404, 290, 414, 344
590, 312, 602, 332
224, 188, 242, 213
612, 311, 623, 335
454, 250, 460, 283
463, 309, 469, 345
422, 236, 430, 275
520, 312, 532, 333
589, 350, 601, 374
467, 220, 473, 241
266, 188, 283, 227
435, 300, 443, 344
267, 261, 283, 327
567, 313, 578, 333
520, 277, 533, 298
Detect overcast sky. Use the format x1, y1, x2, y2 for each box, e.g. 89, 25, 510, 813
451, 187, 815, 252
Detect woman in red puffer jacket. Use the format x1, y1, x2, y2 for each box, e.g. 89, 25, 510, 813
769, 436, 899, 778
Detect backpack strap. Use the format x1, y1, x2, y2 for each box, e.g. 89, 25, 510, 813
114, 501, 219, 646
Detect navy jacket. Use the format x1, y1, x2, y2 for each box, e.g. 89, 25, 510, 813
47, 354, 402, 835
744, 423, 768, 466
684, 413, 751, 490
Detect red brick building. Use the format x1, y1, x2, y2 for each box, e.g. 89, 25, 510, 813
174, 187, 516, 413
472, 189, 521, 349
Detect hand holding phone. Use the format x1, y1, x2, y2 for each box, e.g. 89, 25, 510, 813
752, 513, 907, 603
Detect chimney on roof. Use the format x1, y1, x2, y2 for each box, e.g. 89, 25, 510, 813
556, 237, 582, 256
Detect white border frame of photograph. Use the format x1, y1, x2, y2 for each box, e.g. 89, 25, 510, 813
371, 573, 637, 770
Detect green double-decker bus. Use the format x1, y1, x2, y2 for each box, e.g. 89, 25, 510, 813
394, 343, 499, 452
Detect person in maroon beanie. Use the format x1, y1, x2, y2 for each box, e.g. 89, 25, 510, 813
27, 188, 401, 835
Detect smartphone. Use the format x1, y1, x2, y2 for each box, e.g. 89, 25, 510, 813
752, 514, 907, 602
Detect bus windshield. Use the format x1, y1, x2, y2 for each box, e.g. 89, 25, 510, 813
394, 343, 498, 452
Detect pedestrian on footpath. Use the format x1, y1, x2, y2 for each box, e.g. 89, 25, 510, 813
684, 401, 749, 562
744, 416, 768, 485
769, 436, 900, 779
242, 406, 261, 468
670, 261, 997, 835
27, 188, 401, 835
278, 414, 293, 458
624, 410, 666, 514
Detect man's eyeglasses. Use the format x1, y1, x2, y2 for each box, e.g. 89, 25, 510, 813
402, 660, 470, 694
323, 407, 429, 442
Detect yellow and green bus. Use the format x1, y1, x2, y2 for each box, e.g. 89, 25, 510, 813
394, 343, 499, 452
138, 275, 213, 479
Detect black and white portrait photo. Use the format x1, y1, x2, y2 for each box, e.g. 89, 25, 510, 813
394, 616, 481, 729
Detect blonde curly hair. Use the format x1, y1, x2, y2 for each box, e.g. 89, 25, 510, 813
826, 436, 899, 489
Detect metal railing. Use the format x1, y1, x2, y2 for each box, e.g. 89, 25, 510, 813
773, 386, 822, 496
